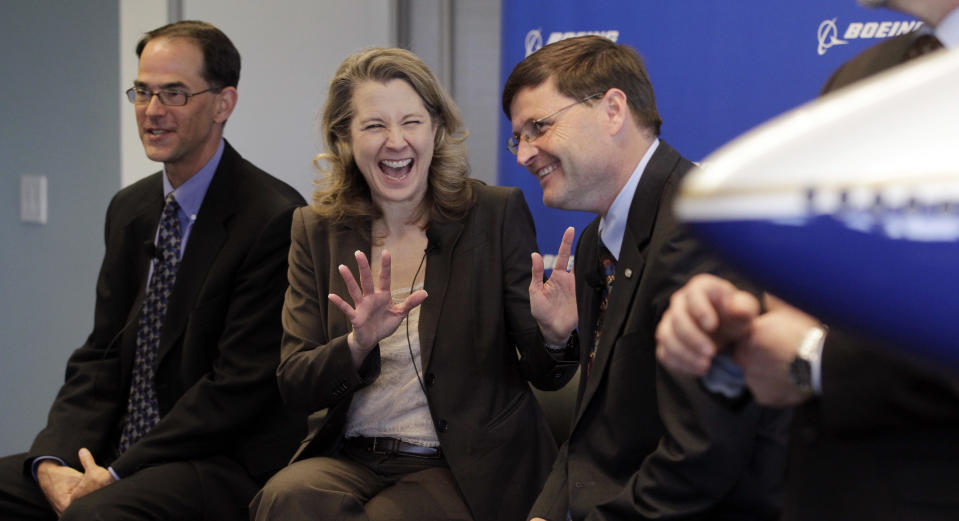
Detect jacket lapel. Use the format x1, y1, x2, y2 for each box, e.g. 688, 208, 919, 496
157, 144, 238, 363
120, 179, 165, 380
418, 219, 464, 371
574, 141, 682, 424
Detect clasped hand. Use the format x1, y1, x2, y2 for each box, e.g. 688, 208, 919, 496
329, 250, 428, 367
37, 448, 116, 515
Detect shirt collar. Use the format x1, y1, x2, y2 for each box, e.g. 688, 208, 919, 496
598, 138, 659, 260
935, 7, 959, 49
162, 139, 224, 219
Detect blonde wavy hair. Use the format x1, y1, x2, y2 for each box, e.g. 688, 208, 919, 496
312, 48, 472, 224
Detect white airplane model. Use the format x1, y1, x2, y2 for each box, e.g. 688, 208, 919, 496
677, 47, 959, 368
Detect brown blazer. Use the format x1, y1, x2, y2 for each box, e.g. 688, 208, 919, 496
276, 181, 578, 521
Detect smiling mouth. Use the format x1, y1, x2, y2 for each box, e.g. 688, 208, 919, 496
380, 158, 413, 180
536, 163, 558, 179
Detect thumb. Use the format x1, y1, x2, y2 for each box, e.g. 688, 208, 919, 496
78, 448, 96, 472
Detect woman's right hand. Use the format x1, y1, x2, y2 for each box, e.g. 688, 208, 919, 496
328, 249, 428, 368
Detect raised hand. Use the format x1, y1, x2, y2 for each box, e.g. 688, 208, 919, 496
328, 250, 428, 367
530, 227, 578, 345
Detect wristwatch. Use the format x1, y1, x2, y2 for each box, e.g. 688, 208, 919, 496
788, 325, 826, 398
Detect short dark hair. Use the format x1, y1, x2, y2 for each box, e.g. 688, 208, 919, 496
502, 35, 662, 135
136, 20, 240, 89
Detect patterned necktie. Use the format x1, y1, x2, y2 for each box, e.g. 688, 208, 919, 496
587, 244, 616, 377
119, 193, 182, 453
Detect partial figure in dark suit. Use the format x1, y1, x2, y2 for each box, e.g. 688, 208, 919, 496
656, 3, 959, 520
249, 48, 577, 521
501, 35, 790, 521
0, 21, 306, 521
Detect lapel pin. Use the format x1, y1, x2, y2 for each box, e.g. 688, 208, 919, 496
624, 268, 633, 279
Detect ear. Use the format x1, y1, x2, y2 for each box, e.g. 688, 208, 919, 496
600, 88, 629, 136
212, 86, 238, 124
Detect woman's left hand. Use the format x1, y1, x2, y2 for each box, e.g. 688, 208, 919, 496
329, 250, 428, 367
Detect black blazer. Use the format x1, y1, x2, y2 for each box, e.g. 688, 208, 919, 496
530, 141, 789, 521
781, 33, 959, 521
277, 182, 578, 521
27, 142, 306, 482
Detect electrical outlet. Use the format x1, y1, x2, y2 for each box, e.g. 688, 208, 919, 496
20, 175, 47, 224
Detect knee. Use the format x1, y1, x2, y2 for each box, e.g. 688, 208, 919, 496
251, 467, 320, 518
60, 494, 107, 521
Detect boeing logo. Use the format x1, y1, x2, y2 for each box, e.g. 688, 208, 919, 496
817, 18, 924, 55
524, 29, 620, 57
817, 19, 847, 56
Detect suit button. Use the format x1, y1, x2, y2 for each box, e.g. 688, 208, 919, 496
425, 373, 436, 387
436, 419, 448, 433
551, 369, 564, 381
574, 481, 585, 489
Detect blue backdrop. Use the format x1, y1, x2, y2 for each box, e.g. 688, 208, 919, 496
498, 1, 923, 256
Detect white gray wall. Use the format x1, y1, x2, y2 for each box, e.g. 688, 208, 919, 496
0, 0, 503, 455
0, 1, 120, 455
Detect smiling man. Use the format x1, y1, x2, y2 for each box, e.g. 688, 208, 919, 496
503, 36, 789, 521
0, 21, 305, 520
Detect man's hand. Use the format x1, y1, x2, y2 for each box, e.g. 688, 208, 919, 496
656, 273, 760, 376
69, 448, 116, 502
530, 227, 578, 345
732, 294, 820, 406
36, 460, 82, 515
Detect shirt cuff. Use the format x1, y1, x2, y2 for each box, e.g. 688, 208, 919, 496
107, 466, 122, 481
31, 456, 67, 482
701, 354, 746, 398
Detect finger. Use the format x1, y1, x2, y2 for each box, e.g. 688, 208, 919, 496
553, 227, 575, 272
684, 285, 722, 333
354, 250, 374, 296
328, 293, 357, 321
530, 253, 545, 292
78, 448, 96, 473
721, 290, 761, 324
667, 299, 719, 359
378, 249, 392, 293
338, 264, 363, 305
396, 289, 428, 314
656, 311, 714, 374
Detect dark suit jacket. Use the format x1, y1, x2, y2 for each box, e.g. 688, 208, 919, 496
276, 181, 578, 521
781, 32, 959, 521
27, 142, 306, 486
530, 141, 789, 521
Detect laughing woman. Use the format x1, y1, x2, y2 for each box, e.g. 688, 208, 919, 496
250, 48, 577, 521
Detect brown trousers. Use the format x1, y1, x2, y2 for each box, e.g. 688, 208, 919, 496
250, 444, 474, 521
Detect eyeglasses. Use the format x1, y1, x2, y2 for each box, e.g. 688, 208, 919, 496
507, 92, 602, 155
125, 86, 219, 107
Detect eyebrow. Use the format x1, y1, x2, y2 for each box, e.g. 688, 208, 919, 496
133, 80, 189, 90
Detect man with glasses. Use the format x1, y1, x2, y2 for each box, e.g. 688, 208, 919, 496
503, 35, 789, 521
0, 20, 304, 520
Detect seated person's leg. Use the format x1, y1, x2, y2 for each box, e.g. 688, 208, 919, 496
251, 456, 382, 521
61, 456, 257, 521
0, 453, 58, 520
365, 466, 473, 521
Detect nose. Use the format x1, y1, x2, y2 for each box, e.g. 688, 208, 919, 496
143, 93, 166, 116
385, 125, 406, 149
516, 138, 537, 167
